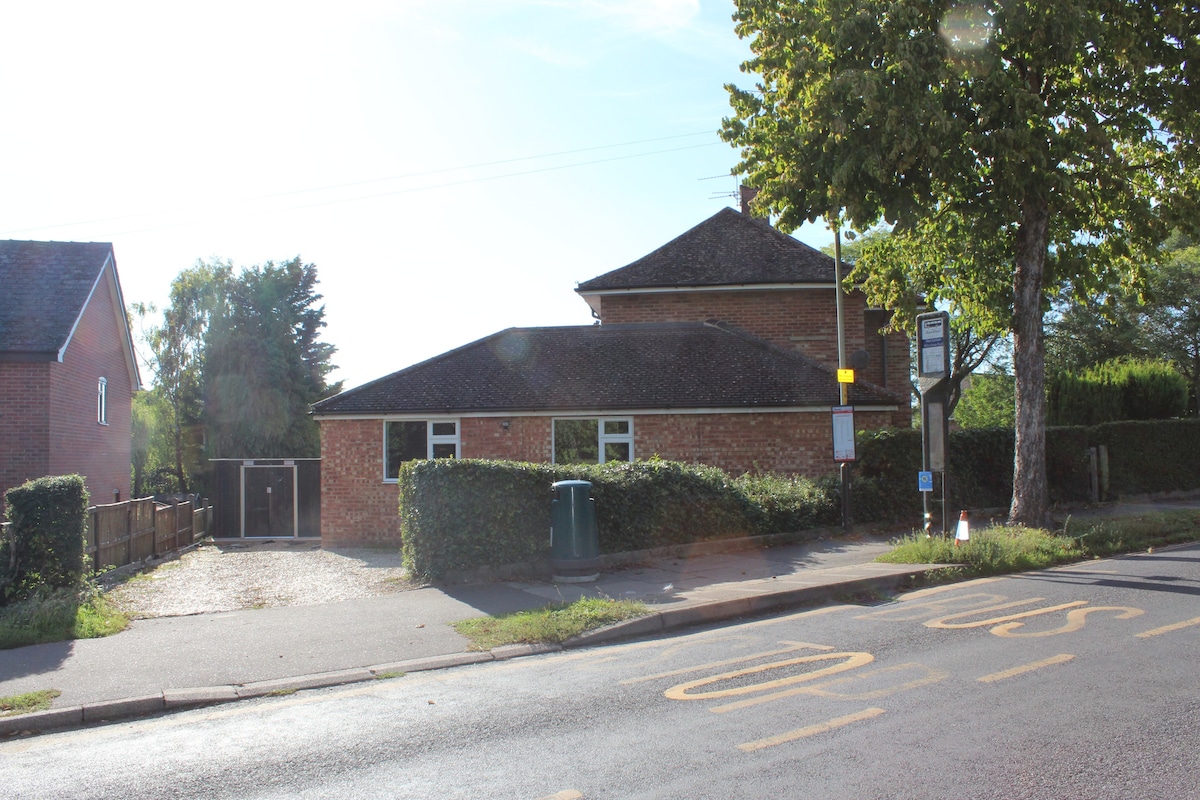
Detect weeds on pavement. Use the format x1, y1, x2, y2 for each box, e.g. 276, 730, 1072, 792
0, 689, 61, 717
0, 582, 128, 650
877, 510, 1200, 578
452, 596, 648, 651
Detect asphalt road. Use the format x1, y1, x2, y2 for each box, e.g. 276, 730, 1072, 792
4, 544, 1199, 799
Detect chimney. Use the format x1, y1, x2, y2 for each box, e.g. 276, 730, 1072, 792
739, 185, 761, 216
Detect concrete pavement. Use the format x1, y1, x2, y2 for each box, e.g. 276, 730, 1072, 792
2, 496, 1196, 735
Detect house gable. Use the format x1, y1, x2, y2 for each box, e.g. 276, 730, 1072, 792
0, 240, 140, 506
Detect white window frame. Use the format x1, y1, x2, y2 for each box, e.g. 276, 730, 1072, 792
97, 377, 108, 425
552, 417, 634, 464
383, 419, 460, 482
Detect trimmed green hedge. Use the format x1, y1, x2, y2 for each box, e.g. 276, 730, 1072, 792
1, 475, 90, 605
398, 459, 840, 580
398, 419, 1199, 581
1089, 419, 1200, 495
1049, 358, 1188, 425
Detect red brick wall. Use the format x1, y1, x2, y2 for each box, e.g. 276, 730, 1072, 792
0, 362, 52, 505
633, 409, 907, 475
48, 269, 133, 504
0, 269, 133, 509
318, 418, 402, 546
460, 416, 552, 462
317, 408, 908, 546
598, 288, 910, 394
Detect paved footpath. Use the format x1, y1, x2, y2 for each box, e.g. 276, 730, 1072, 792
1, 497, 1196, 735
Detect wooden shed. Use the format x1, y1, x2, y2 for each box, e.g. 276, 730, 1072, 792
210, 458, 321, 539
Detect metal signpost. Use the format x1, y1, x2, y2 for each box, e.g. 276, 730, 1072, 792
916, 310, 951, 534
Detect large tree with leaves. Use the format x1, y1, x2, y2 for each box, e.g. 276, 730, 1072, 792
202, 257, 342, 459
723, 0, 1200, 525
131, 259, 230, 492
135, 257, 340, 491
1046, 234, 1200, 413
826, 227, 1004, 415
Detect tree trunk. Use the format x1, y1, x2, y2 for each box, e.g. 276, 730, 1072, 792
1009, 199, 1051, 527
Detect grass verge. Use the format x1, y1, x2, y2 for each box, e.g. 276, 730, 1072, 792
0, 689, 61, 717
452, 596, 648, 651
0, 584, 130, 650
877, 509, 1200, 579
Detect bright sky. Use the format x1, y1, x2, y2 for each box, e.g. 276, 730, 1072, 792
0, 0, 833, 392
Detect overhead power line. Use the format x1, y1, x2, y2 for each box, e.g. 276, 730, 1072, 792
1, 131, 720, 238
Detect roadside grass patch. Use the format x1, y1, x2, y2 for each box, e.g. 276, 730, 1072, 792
452, 596, 648, 651
877, 510, 1200, 578
0, 585, 129, 650
0, 689, 61, 717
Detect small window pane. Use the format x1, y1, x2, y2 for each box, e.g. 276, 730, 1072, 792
431, 422, 456, 436
386, 421, 427, 478
432, 442, 457, 459
604, 442, 631, 463
603, 420, 629, 435
555, 419, 599, 464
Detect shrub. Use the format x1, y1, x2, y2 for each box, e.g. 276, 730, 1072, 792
1089, 418, 1200, 495
400, 459, 820, 580
1, 475, 90, 605
1049, 358, 1187, 425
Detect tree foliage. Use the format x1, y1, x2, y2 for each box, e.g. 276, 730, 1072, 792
203, 258, 341, 459
723, 0, 1200, 525
1046, 236, 1200, 415
826, 227, 1004, 414
133, 257, 340, 491
954, 372, 1016, 430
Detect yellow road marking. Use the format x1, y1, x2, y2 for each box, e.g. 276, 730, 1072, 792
737, 708, 886, 752
977, 654, 1075, 683
711, 662, 946, 713
664, 651, 873, 701
621, 641, 833, 685
990, 606, 1143, 638
1136, 615, 1200, 638
924, 600, 1087, 629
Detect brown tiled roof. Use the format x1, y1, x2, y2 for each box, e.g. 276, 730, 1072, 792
576, 207, 836, 293
0, 240, 116, 358
311, 321, 900, 416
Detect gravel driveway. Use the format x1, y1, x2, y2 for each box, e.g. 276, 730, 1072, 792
103, 540, 420, 618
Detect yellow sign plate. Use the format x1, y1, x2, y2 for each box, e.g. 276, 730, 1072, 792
837, 369, 855, 384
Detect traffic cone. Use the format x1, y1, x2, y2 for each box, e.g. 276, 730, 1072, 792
955, 510, 970, 546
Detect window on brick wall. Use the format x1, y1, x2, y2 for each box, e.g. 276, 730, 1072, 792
384, 419, 459, 480
97, 377, 108, 425
553, 418, 633, 464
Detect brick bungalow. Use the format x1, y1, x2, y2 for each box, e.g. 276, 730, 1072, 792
0, 240, 141, 509
312, 208, 911, 546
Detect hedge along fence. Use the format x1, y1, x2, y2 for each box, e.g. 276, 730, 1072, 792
851, 426, 1092, 522
1, 475, 89, 605
398, 419, 1199, 581
1048, 358, 1188, 426
397, 458, 841, 581
1089, 419, 1200, 495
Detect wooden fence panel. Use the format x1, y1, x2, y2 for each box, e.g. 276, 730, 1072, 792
155, 504, 177, 554
174, 501, 194, 549
129, 499, 157, 562
83, 497, 208, 571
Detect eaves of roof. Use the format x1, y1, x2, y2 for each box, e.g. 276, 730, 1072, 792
311, 321, 903, 418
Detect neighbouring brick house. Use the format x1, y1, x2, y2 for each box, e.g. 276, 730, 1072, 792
0, 240, 141, 510
312, 207, 911, 546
